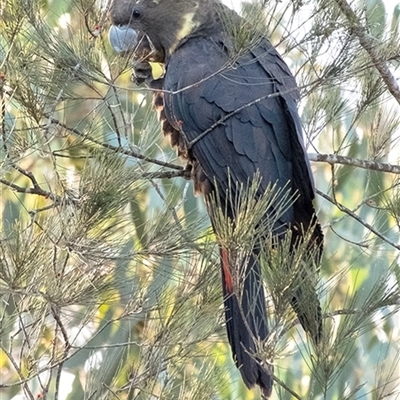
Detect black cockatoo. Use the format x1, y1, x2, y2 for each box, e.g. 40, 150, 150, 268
109, 0, 323, 397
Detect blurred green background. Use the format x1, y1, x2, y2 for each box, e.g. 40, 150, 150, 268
0, 0, 399, 399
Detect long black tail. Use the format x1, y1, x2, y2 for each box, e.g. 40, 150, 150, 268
290, 219, 324, 345
220, 249, 273, 398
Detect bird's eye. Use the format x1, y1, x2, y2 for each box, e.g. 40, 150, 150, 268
132, 9, 141, 19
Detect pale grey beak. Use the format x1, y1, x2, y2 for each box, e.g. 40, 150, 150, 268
109, 25, 139, 54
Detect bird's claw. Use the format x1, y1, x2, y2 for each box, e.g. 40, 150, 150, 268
131, 60, 153, 85
183, 163, 192, 180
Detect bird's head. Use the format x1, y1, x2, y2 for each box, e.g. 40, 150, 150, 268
109, 0, 214, 62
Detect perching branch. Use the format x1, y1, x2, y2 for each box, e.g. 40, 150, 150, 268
309, 153, 400, 174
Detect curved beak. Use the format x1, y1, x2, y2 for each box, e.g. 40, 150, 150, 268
109, 25, 139, 54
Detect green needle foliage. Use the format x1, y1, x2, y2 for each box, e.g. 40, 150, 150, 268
1, 0, 400, 399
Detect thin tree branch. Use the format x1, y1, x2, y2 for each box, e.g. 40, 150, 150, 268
46, 115, 183, 171
333, 0, 400, 105
51, 306, 71, 400
309, 153, 400, 174
142, 170, 185, 179
273, 375, 302, 400
0, 178, 61, 201
187, 86, 301, 148
316, 189, 400, 250
0, 343, 35, 400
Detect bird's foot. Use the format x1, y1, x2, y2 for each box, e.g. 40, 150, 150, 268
182, 163, 192, 180
131, 60, 152, 85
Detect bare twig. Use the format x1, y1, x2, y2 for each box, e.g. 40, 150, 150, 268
316, 189, 400, 251
333, 0, 400, 105
46, 115, 183, 171
142, 170, 185, 179
51, 306, 71, 400
187, 86, 299, 148
309, 153, 400, 174
323, 306, 395, 319
0, 72, 6, 151
273, 374, 302, 400
102, 383, 122, 400
0, 177, 61, 201
0, 344, 35, 400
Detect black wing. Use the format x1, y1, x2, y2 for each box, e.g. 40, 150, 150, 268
163, 35, 316, 230
162, 35, 323, 392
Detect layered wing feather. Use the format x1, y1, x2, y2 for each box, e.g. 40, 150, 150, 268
163, 36, 315, 229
